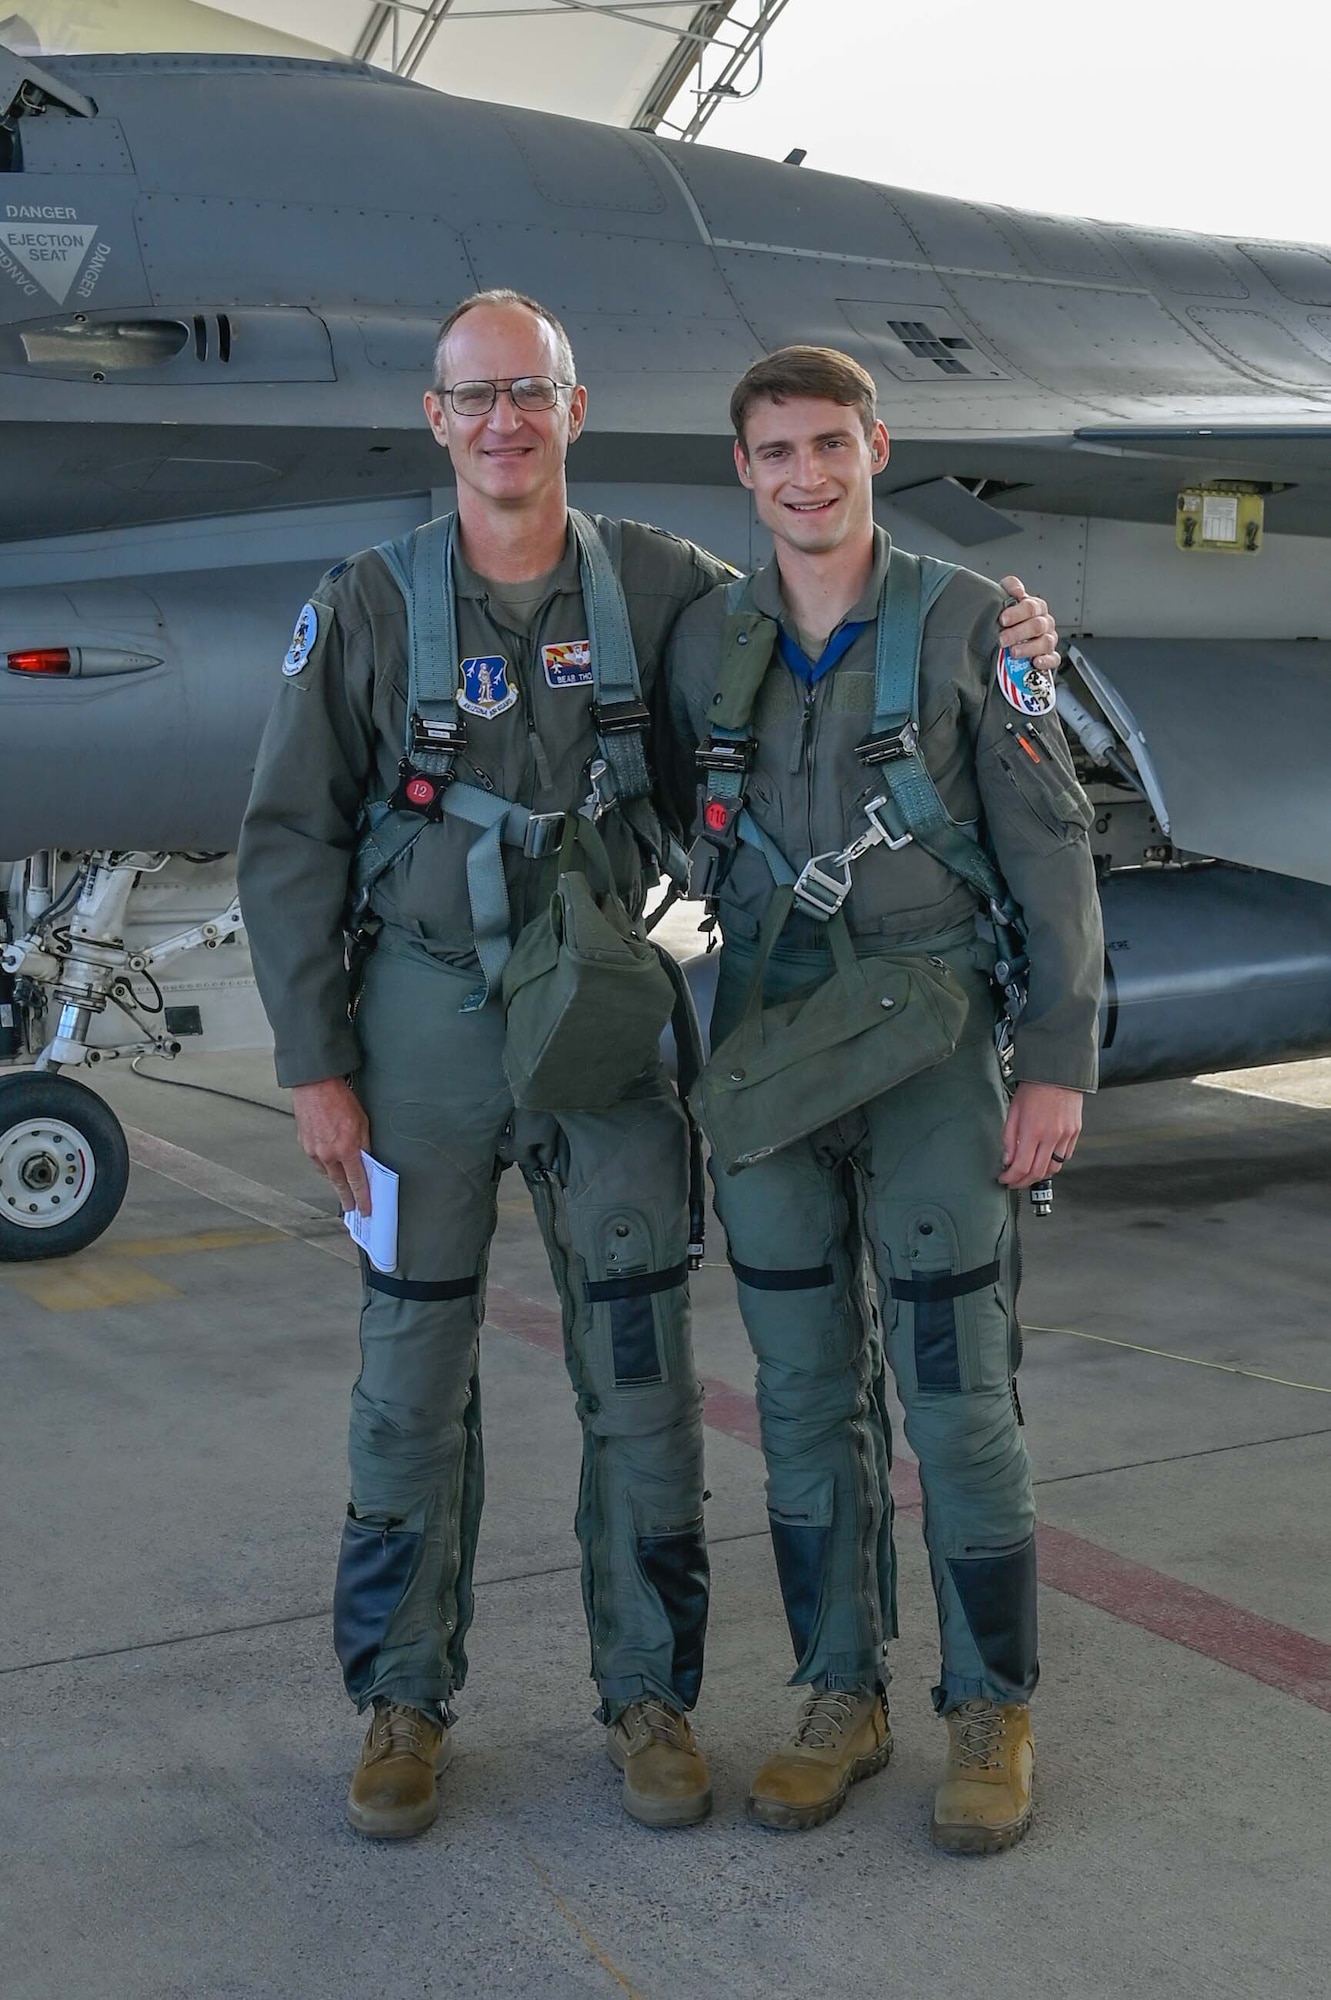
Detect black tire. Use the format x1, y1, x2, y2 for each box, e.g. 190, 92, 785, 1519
0, 1072, 130, 1261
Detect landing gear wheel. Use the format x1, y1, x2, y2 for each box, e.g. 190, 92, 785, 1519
0, 1073, 130, 1262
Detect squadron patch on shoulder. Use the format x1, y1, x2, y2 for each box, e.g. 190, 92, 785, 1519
282, 602, 319, 677
542, 639, 593, 689
458, 654, 518, 719
996, 647, 1056, 717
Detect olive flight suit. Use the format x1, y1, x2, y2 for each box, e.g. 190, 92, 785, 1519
238, 517, 732, 1722
664, 527, 1103, 1711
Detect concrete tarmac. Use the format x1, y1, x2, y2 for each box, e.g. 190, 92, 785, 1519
1, 1047, 1329, 2000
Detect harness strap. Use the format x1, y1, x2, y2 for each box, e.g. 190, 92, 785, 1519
696, 547, 1022, 936
351, 510, 652, 1008
569, 511, 652, 806
866, 548, 1011, 916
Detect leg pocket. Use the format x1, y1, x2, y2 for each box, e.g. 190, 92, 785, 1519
887, 1203, 1012, 1396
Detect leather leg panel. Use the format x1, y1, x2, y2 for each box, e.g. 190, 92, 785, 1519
333, 1510, 424, 1702
638, 1522, 710, 1708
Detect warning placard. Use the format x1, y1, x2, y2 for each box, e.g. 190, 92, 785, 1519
0, 220, 98, 304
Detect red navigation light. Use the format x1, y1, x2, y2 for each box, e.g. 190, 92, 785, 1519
7, 649, 72, 676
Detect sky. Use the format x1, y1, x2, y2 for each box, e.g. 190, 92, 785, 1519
701, 0, 1331, 246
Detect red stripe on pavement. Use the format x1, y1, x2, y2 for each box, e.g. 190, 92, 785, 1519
484, 1283, 1331, 1715
1032, 1520, 1331, 1713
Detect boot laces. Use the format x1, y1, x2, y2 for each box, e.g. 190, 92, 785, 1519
951, 1699, 1006, 1770
792, 1689, 858, 1750
373, 1702, 435, 1759
633, 1696, 689, 1749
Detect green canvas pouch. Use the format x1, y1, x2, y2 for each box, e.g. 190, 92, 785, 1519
502, 814, 676, 1112
691, 887, 970, 1173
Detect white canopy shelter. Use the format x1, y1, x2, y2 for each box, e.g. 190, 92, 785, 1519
1, 0, 792, 135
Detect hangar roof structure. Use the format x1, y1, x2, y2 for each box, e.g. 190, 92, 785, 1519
0, 0, 792, 136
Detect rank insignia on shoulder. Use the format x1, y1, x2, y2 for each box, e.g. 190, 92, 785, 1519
542, 639, 593, 689
458, 654, 518, 719
282, 602, 319, 676
996, 647, 1056, 716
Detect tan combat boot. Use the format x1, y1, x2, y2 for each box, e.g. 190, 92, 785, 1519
747, 1688, 892, 1831
606, 1697, 713, 1829
931, 1699, 1034, 1854
346, 1701, 452, 1839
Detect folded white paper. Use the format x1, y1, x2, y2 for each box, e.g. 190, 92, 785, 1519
342, 1152, 399, 1274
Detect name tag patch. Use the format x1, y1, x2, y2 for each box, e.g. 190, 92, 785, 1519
542, 639, 593, 689
282, 602, 318, 676
996, 647, 1056, 717
458, 654, 518, 719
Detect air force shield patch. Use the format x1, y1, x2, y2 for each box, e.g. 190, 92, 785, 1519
458, 654, 518, 719
996, 647, 1056, 717
283, 602, 319, 676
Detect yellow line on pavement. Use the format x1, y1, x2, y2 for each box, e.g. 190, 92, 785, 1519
113, 1226, 283, 1258
526, 1855, 648, 2000
1026, 1323, 1331, 1395
4, 1255, 182, 1312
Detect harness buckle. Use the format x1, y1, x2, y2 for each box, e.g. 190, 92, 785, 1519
522, 810, 566, 859
695, 737, 753, 777
593, 698, 650, 736
696, 791, 741, 851
410, 712, 467, 756
388, 757, 452, 821
792, 852, 854, 921
856, 721, 919, 766
861, 795, 914, 853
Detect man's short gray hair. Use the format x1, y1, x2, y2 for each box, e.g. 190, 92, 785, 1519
433, 289, 577, 392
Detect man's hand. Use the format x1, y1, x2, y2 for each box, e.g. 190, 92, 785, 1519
999, 1081, 1083, 1190
998, 574, 1060, 675
291, 1077, 372, 1214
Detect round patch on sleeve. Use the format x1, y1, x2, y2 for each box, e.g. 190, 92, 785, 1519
996, 646, 1056, 716
283, 602, 319, 677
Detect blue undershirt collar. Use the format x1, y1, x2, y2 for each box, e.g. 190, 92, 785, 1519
776, 620, 869, 687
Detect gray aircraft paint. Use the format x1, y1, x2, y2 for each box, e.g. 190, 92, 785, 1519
2, 44, 1331, 1092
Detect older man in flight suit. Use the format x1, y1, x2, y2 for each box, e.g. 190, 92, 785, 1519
665, 346, 1100, 1852
239, 294, 1061, 1841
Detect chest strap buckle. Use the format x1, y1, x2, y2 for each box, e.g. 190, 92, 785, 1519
791, 795, 914, 921
410, 713, 467, 756
857, 721, 918, 766
593, 697, 650, 735
696, 737, 753, 777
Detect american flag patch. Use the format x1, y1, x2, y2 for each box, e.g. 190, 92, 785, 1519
996, 647, 1056, 716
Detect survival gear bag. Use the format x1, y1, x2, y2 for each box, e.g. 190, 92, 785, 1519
345, 510, 683, 1116
689, 547, 1030, 1174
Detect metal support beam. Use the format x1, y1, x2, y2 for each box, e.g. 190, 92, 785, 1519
633, 0, 792, 141
350, 0, 787, 110
353, 0, 460, 76
629, 2, 734, 130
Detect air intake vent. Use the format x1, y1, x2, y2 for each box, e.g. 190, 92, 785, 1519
886, 319, 974, 374
839, 301, 1009, 384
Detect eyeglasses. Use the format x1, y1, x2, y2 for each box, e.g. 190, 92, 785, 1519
440, 376, 572, 416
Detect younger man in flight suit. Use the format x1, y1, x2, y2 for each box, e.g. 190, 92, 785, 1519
665, 346, 1101, 1852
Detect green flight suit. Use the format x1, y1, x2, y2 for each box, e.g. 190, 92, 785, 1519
664, 528, 1102, 1711
238, 516, 731, 1722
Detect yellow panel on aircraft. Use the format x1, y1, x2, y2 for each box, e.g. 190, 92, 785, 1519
1176, 485, 1265, 553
